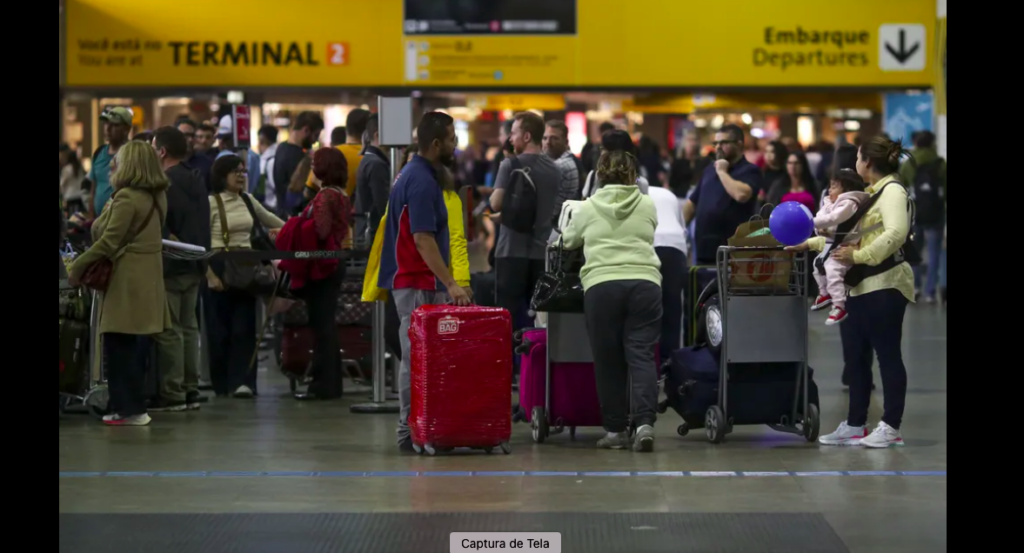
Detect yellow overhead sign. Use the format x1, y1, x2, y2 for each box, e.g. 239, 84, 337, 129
65, 0, 936, 88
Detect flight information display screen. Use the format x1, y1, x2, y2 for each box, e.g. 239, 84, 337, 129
404, 0, 577, 35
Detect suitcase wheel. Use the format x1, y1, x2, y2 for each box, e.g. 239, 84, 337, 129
803, 403, 821, 443
677, 423, 690, 438
531, 407, 549, 444
657, 400, 669, 414
705, 406, 726, 444
499, 442, 512, 455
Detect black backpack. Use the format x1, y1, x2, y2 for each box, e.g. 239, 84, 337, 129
911, 159, 945, 227
501, 157, 539, 234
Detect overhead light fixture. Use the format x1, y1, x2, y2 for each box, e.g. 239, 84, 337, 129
844, 120, 862, 131
694, 118, 708, 128
226, 91, 245, 104
742, 113, 754, 125
711, 115, 725, 129
751, 128, 766, 139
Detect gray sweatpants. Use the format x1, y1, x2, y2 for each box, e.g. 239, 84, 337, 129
394, 288, 449, 445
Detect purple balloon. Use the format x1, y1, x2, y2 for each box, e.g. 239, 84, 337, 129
769, 202, 815, 246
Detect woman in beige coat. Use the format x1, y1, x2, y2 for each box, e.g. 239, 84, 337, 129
68, 141, 172, 427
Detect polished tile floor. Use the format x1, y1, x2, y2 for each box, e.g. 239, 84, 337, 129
59, 303, 947, 553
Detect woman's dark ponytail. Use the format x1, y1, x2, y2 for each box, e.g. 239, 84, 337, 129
861, 135, 913, 176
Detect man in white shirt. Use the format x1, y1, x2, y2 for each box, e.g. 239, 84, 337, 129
649, 185, 690, 361
257, 126, 279, 212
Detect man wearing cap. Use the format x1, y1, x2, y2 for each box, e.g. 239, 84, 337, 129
87, 107, 132, 218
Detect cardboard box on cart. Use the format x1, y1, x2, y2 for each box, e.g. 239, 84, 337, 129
726, 219, 793, 292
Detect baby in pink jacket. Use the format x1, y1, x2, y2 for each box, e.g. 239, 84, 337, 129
811, 170, 870, 326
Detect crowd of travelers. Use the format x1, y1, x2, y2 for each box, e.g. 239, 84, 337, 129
59, 104, 945, 451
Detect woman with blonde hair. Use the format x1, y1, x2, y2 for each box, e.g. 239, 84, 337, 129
562, 149, 663, 453
68, 141, 172, 427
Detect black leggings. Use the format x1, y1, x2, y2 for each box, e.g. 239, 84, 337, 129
296, 266, 347, 398
656, 247, 687, 363
845, 289, 909, 429
585, 280, 663, 433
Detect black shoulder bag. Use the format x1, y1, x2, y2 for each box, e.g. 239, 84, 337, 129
530, 238, 585, 314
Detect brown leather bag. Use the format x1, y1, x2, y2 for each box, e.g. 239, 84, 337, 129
81, 192, 162, 292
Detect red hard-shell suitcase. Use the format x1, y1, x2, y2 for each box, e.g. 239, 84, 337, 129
409, 305, 514, 455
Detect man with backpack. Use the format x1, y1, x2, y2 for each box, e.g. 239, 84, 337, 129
490, 112, 560, 331
900, 131, 947, 304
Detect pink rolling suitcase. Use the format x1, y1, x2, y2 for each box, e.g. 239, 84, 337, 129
516, 328, 603, 442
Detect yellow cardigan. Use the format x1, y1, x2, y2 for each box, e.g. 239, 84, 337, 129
806, 174, 915, 303
363, 190, 471, 302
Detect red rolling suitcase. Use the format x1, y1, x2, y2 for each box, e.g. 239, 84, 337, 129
280, 327, 314, 382
409, 305, 514, 456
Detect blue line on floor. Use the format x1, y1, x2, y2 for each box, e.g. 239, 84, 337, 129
59, 470, 946, 479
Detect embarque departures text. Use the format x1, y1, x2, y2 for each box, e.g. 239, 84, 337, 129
755, 27, 871, 71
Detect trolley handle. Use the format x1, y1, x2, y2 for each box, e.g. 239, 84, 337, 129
717, 245, 791, 253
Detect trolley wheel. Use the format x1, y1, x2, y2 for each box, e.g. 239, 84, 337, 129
500, 442, 512, 455
483, 447, 494, 455
569, 427, 577, 441
289, 378, 298, 393
84, 385, 110, 420
531, 407, 548, 444
705, 406, 726, 444
803, 404, 821, 443
657, 399, 669, 414
677, 423, 690, 438
698, 295, 723, 355
424, 444, 438, 457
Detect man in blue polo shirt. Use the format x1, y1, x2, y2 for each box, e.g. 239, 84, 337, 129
379, 112, 472, 454
683, 124, 764, 264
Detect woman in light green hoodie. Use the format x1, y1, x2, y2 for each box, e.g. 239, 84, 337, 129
562, 150, 663, 453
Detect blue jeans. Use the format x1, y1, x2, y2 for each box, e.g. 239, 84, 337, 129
913, 227, 945, 298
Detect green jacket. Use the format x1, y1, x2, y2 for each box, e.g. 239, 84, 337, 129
900, 147, 947, 201
562, 185, 662, 292
69, 184, 172, 336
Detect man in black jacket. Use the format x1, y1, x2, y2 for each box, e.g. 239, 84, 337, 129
354, 114, 391, 245
150, 127, 212, 412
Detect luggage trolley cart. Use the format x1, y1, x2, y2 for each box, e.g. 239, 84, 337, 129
59, 282, 110, 419
705, 246, 820, 444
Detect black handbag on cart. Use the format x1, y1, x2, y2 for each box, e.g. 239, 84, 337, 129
530, 238, 585, 314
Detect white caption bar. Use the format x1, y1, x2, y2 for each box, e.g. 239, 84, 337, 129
451, 533, 561, 552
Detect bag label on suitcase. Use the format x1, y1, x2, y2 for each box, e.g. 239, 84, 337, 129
438, 316, 461, 336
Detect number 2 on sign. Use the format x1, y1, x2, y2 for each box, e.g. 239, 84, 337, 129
327, 43, 348, 66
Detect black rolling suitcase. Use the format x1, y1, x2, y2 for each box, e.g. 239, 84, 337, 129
665, 346, 821, 434
59, 318, 90, 397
